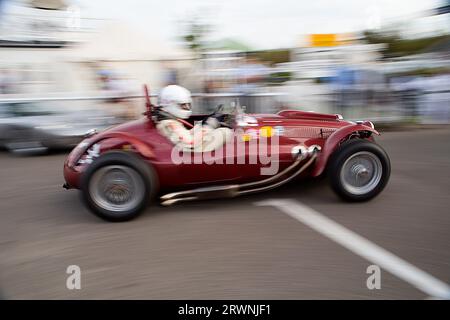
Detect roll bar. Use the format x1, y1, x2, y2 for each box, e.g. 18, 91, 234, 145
143, 84, 155, 127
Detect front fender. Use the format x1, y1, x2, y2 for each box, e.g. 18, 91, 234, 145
67, 131, 155, 168
311, 124, 379, 177
95, 132, 155, 159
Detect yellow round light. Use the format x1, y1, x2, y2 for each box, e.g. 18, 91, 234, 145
260, 126, 274, 138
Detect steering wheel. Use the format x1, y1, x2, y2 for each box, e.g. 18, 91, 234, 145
209, 104, 224, 117
204, 104, 234, 128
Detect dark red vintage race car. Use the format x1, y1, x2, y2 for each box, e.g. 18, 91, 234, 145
63, 86, 390, 221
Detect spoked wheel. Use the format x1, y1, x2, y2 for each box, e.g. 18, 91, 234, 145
81, 151, 157, 221
328, 139, 390, 202
89, 165, 145, 213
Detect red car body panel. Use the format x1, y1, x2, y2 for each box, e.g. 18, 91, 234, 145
63, 110, 377, 192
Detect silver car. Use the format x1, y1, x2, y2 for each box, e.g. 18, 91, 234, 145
0, 102, 119, 154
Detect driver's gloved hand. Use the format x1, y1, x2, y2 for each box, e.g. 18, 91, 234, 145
205, 117, 220, 129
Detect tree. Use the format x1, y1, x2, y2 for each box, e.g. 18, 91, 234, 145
180, 14, 213, 53
364, 30, 450, 58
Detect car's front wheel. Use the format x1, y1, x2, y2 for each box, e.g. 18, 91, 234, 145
328, 139, 390, 202
81, 151, 157, 221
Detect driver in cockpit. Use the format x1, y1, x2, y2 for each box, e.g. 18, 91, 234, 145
156, 85, 233, 152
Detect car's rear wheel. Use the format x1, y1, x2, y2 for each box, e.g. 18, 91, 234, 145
81, 151, 157, 221
328, 139, 390, 202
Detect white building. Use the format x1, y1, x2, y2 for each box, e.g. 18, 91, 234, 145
0, 0, 195, 98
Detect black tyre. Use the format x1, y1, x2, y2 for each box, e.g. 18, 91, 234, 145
328, 139, 390, 202
81, 151, 158, 222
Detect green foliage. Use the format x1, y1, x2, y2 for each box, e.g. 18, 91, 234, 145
249, 49, 291, 66
364, 30, 450, 58
388, 67, 450, 78
267, 71, 292, 85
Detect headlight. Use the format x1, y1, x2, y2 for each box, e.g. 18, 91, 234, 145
84, 128, 98, 138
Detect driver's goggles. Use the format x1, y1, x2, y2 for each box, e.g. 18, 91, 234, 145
179, 103, 191, 110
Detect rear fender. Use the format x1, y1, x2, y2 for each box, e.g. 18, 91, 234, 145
311, 124, 379, 177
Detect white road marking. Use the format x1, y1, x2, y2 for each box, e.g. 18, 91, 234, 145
256, 199, 450, 299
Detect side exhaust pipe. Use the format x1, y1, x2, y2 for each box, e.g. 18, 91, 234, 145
160, 145, 321, 206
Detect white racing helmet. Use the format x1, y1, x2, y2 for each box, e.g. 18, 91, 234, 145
159, 85, 192, 119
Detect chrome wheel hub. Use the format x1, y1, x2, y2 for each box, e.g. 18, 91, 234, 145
340, 151, 382, 195
352, 164, 369, 177
89, 165, 145, 212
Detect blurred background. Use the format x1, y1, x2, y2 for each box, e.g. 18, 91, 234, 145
0, 0, 449, 299
0, 0, 449, 153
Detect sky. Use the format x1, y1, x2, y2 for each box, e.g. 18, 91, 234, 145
75, 0, 444, 49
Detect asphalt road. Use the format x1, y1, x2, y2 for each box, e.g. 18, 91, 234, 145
0, 127, 449, 299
